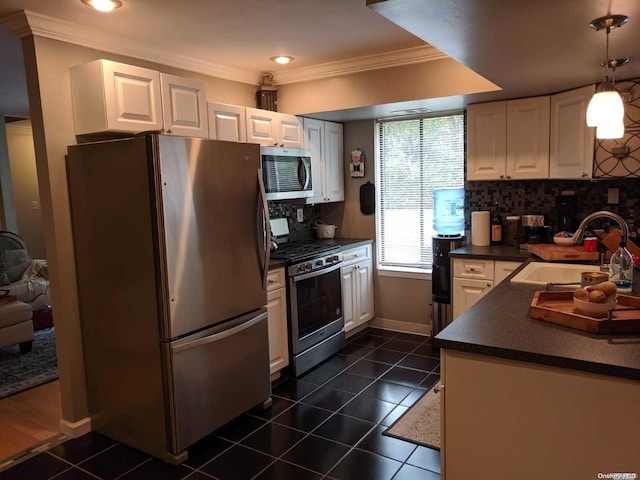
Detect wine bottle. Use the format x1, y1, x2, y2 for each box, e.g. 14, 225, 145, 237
491, 200, 503, 245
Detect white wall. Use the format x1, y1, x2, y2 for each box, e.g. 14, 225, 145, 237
5, 120, 46, 258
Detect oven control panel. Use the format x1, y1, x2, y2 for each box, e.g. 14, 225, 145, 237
293, 253, 343, 275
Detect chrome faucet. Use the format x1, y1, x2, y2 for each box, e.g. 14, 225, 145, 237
573, 210, 630, 247
574, 211, 633, 286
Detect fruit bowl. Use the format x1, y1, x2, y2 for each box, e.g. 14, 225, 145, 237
553, 236, 575, 246
553, 231, 575, 246
573, 296, 617, 316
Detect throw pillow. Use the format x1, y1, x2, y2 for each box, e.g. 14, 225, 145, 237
4, 249, 31, 282
0, 250, 9, 286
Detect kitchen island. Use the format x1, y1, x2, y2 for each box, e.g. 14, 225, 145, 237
434, 260, 640, 479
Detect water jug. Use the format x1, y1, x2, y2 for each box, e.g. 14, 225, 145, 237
433, 187, 465, 235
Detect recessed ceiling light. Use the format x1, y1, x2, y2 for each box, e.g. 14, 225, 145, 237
81, 0, 122, 12
270, 56, 294, 65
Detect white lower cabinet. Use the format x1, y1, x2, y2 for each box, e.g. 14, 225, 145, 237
341, 244, 374, 333
266, 268, 289, 374
452, 258, 521, 318
440, 349, 640, 478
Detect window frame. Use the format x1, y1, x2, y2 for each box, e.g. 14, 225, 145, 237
374, 112, 465, 275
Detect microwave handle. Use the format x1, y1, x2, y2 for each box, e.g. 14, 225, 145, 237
298, 157, 311, 191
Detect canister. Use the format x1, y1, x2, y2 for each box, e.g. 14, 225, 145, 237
505, 216, 521, 246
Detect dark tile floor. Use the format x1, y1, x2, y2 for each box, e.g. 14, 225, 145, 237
0, 328, 441, 480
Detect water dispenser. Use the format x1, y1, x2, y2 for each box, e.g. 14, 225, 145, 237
433, 187, 465, 236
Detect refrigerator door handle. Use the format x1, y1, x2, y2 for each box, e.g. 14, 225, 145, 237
171, 311, 268, 353
257, 168, 270, 288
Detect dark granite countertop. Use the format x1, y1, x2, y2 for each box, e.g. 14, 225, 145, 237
268, 238, 373, 270
435, 260, 640, 381
449, 244, 532, 262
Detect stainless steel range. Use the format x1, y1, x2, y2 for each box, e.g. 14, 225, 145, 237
270, 220, 345, 376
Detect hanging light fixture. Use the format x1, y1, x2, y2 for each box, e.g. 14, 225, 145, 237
585, 14, 629, 139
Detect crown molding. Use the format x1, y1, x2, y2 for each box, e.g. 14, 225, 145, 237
272, 45, 447, 85
2, 10, 448, 87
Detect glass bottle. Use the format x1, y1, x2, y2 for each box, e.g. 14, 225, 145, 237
609, 243, 633, 291
491, 200, 503, 245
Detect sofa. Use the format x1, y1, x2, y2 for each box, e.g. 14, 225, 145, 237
0, 231, 50, 352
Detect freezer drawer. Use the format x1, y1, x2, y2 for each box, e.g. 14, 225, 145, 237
166, 309, 270, 453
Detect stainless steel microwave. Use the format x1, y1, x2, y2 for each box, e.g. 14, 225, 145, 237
261, 147, 313, 201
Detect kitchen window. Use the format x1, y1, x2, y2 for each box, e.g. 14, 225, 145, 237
375, 113, 464, 273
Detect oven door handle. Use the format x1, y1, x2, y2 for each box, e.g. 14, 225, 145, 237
292, 260, 343, 282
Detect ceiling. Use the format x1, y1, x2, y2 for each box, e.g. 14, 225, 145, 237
1, 0, 640, 121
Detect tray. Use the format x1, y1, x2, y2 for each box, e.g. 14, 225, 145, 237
527, 244, 599, 262
530, 291, 640, 334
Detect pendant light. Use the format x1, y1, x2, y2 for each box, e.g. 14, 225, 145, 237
585, 14, 629, 139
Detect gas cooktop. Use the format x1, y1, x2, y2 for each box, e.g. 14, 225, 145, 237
270, 241, 340, 263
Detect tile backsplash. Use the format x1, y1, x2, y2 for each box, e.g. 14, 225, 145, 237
465, 178, 640, 237
268, 202, 320, 239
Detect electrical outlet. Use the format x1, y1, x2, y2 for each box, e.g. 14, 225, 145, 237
297, 208, 304, 222
32, 200, 39, 210
607, 188, 619, 204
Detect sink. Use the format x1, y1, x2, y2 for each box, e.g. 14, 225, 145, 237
510, 262, 604, 286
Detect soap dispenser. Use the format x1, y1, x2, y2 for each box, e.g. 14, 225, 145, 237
609, 242, 634, 291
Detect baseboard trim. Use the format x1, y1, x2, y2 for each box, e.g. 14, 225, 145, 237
369, 317, 431, 336
59, 416, 92, 438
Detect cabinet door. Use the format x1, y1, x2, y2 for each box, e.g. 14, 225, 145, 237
245, 107, 278, 146
324, 121, 345, 202
356, 259, 374, 325
466, 102, 507, 180
208, 102, 246, 142
277, 114, 304, 148
267, 287, 289, 374
549, 85, 595, 179
70, 59, 163, 135
494, 261, 521, 285
160, 74, 208, 138
341, 264, 357, 332
303, 118, 326, 203
506, 96, 550, 179
452, 277, 493, 318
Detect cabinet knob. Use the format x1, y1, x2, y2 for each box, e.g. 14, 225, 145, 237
499, 174, 505, 179
506, 175, 511, 179
166, 128, 172, 134
582, 171, 588, 177
280, 143, 284, 147
434, 384, 444, 393
273, 142, 278, 146
267, 279, 275, 284
487, 283, 491, 287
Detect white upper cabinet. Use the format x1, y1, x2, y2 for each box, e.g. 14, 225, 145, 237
160, 73, 208, 138
549, 85, 596, 179
303, 118, 344, 204
70, 60, 163, 135
467, 97, 550, 180
324, 121, 345, 202
70, 59, 207, 137
245, 107, 304, 148
467, 101, 507, 180
506, 96, 550, 179
207, 102, 247, 142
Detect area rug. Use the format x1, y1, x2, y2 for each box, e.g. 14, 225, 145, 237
0, 328, 58, 399
384, 384, 441, 450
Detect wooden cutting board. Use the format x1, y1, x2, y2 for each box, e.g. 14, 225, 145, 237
527, 244, 599, 262
530, 291, 640, 334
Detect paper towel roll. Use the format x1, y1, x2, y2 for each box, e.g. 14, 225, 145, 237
471, 211, 490, 246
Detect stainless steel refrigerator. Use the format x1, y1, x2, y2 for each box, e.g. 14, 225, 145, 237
67, 133, 271, 464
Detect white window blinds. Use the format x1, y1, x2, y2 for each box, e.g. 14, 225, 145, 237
375, 114, 465, 269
